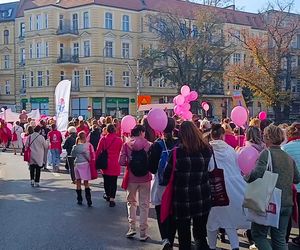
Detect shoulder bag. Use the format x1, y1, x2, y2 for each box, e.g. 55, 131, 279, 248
24, 135, 40, 163
96, 137, 116, 170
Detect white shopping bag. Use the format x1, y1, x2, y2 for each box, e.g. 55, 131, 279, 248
246, 187, 282, 228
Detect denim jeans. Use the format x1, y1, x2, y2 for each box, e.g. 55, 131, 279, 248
50, 149, 61, 167
251, 206, 293, 250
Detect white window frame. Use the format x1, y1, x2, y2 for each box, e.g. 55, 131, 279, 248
46, 70, 50, 86
45, 42, 49, 57
105, 40, 114, 57
29, 15, 33, 31
29, 43, 33, 58
105, 12, 113, 29
122, 71, 130, 87
83, 11, 90, 29
20, 22, 25, 37
44, 13, 48, 29
72, 13, 79, 30
83, 40, 91, 57
5, 80, 10, 95
84, 69, 91, 86
73, 42, 79, 56
36, 14, 42, 30
60, 71, 65, 81
20, 48, 26, 63
105, 70, 114, 86
122, 15, 130, 32
37, 71, 43, 87
122, 42, 130, 59
4, 55, 10, 69
21, 74, 26, 89
36, 43, 42, 59
73, 70, 80, 88
233, 53, 241, 65
30, 71, 34, 87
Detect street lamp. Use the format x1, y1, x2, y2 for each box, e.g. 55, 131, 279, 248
102, 46, 106, 115
226, 90, 231, 118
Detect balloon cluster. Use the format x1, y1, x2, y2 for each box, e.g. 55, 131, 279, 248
173, 85, 198, 120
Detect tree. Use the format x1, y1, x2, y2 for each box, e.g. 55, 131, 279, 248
225, 0, 300, 122
140, 8, 234, 96
191, 0, 233, 7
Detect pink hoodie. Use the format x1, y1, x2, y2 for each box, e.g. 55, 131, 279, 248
119, 136, 152, 183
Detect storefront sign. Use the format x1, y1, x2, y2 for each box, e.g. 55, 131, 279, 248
138, 95, 151, 106
106, 98, 129, 104
30, 97, 49, 103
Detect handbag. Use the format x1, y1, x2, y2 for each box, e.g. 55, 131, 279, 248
160, 148, 177, 223
23, 135, 39, 163
88, 143, 98, 180
209, 149, 230, 207
12, 127, 18, 142
243, 150, 278, 213
246, 187, 282, 228
96, 137, 115, 170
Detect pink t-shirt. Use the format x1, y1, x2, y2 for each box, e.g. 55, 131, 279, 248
48, 130, 62, 150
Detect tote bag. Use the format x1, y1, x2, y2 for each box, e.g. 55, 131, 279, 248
246, 187, 282, 228
209, 150, 230, 207
243, 150, 278, 213
160, 148, 177, 223
23, 136, 31, 162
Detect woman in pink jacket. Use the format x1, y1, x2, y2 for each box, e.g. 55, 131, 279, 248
96, 123, 122, 207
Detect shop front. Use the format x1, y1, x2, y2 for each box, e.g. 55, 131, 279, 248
30, 97, 49, 115
92, 98, 102, 119
106, 97, 129, 118
71, 97, 89, 120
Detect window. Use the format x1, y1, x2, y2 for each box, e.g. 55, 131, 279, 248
36, 14, 42, 30
297, 34, 300, 49
122, 42, 130, 58
4, 30, 9, 45
4, 55, 9, 69
20, 48, 26, 63
45, 42, 49, 57
29, 16, 33, 31
36, 43, 41, 58
45, 14, 48, 29
149, 76, 153, 87
5, 80, 10, 95
60, 71, 65, 81
83, 12, 89, 29
59, 14, 64, 30
29, 44, 33, 58
85, 69, 91, 86
105, 41, 113, 57
123, 71, 130, 87
73, 70, 80, 90
72, 13, 78, 31
105, 12, 113, 29
148, 17, 153, 32
84, 41, 90, 57
105, 70, 114, 86
158, 75, 166, 88
60, 43, 64, 58
46, 70, 50, 86
20, 23, 25, 37
37, 71, 43, 86
30, 71, 34, 87
31, 102, 49, 115
71, 98, 88, 119
140, 17, 144, 32
122, 15, 130, 31
192, 25, 198, 37
233, 53, 241, 64
21, 74, 26, 89
73, 42, 79, 56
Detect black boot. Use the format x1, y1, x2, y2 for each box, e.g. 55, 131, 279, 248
76, 189, 83, 205
85, 188, 92, 207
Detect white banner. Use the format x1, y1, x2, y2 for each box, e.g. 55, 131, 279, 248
55, 80, 71, 132
28, 109, 41, 120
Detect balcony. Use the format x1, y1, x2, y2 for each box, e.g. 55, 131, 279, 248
57, 54, 79, 65
57, 23, 79, 37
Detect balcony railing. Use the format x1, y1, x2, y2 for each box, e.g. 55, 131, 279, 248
57, 54, 79, 64
57, 24, 79, 36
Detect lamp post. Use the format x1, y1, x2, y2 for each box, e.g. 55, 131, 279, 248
102, 46, 106, 115
226, 90, 231, 118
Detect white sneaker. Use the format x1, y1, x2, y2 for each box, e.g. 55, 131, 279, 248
34, 182, 40, 187
126, 228, 136, 238
162, 239, 172, 249
139, 233, 149, 242
30, 180, 34, 187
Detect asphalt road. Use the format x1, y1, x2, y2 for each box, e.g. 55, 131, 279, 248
0, 151, 299, 250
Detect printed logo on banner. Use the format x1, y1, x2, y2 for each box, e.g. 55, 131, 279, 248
57, 98, 65, 114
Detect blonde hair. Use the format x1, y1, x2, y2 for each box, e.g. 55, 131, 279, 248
249, 118, 261, 128
222, 123, 232, 134
286, 123, 300, 139
263, 124, 285, 145
76, 131, 86, 145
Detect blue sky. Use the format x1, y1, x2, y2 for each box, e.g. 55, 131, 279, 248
0, 0, 299, 13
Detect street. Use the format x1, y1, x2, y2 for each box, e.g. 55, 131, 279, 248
0, 151, 299, 250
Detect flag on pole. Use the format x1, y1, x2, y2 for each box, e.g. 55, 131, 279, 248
55, 80, 71, 132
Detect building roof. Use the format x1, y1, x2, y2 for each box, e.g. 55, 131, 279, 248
16, 0, 265, 29
0, 1, 19, 22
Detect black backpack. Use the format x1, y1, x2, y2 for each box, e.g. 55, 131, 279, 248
129, 149, 149, 177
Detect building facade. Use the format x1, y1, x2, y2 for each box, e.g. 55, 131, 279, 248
0, 0, 299, 120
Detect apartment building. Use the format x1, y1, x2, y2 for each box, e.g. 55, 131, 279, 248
1, 0, 299, 119
0, 1, 18, 110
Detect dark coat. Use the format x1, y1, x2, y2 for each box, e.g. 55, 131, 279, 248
89, 128, 101, 151
167, 144, 212, 220
63, 133, 76, 155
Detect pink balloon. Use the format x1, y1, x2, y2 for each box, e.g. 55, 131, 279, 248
231, 106, 248, 127
174, 105, 183, 115
201, 102, 208, 108
258, 111, 267, 121
182, 111, 193, 120
180, 85, 190, 97
147, 108, 168, 132
6, 123, 12, 130
189, 91, 198, 101
173, 96, 177, 105
182, 103, 191, 111
203, 103, 210, 111
238, 146, 260, 175
176, 95, 185, 105
121, 115, 136, 133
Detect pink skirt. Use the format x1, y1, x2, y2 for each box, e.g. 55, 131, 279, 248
74, 162, 91, 181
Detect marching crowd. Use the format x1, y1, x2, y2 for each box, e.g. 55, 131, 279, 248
0, 111, 300, 250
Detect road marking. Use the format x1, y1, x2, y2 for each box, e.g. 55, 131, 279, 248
52, 172, 60, 177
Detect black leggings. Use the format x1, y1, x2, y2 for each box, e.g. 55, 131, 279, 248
30, 164, 42, 183
102, 175, 118, 199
